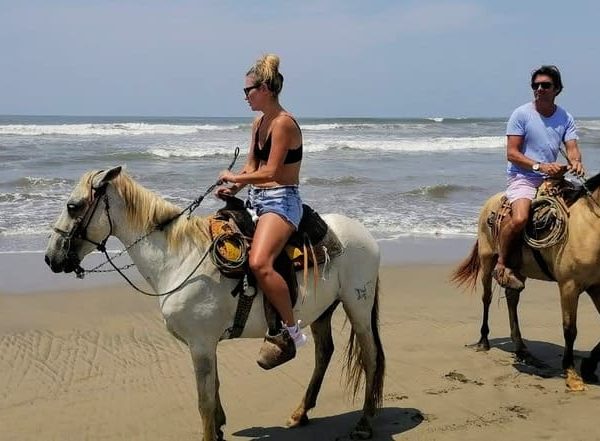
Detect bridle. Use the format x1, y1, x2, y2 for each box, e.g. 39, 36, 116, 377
52, 148, 240, 297
52, 179, 113, 267
52, 174, 217, 297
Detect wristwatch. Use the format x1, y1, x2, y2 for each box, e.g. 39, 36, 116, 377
532, 163, 541, 172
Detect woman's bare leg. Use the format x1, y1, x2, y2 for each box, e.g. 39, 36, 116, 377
249, 212, 295, 326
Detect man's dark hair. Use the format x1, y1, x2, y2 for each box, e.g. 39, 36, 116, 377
531, 65, 563, 95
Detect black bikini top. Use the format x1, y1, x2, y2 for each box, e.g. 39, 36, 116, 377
253, 116, 303, 164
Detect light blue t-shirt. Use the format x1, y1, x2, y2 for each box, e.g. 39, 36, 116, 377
506, 102, 578, 178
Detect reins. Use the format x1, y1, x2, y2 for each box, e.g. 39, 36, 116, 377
522, 149, 600, 249
69, 147, 240, 297
100, 237, 214, 297
559, 147, 600, 210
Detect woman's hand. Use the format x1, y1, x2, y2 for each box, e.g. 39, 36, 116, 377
215, 186, 238, 200
215, 170, 239, 200
218, 170, 237, 184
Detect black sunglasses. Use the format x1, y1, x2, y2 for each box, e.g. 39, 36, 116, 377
531, 81, 554, 90
243, 84, 261, 97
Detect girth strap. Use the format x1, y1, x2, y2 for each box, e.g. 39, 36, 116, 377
530, 248, 556, 281
222, 276, 258, 339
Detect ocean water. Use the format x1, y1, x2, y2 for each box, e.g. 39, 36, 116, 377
2, 114, 600, 255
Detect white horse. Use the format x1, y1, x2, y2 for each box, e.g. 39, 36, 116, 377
44, 167, 385, 441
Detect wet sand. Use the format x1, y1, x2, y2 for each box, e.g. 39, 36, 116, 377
1, 257, 600, 440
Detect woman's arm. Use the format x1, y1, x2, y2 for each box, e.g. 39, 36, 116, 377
216, 118, 260, 197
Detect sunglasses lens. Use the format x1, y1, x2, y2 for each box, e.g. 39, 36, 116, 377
244, 84, 260, 97
532, 82, 553, 90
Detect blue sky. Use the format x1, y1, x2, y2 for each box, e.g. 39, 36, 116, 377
2, 0, 599, 117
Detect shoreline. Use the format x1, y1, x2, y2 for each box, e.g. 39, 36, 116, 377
0, 236, 474, 295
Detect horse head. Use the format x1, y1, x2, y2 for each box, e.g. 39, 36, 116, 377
45, 166, 123, 273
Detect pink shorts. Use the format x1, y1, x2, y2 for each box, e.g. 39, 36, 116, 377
505, 175, 544, 203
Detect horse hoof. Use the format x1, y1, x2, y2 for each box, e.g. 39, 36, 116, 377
566, 368, 587, 392
566, 382, 587, 392
466, 341, 490, 352
286, 412, 309, 428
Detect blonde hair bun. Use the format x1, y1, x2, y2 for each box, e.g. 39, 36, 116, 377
248, 53, 284, 95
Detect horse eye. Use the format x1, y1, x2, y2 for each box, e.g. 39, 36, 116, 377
67, 201, 85, 217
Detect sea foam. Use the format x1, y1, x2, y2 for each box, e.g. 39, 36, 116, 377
305, 136, 504, 153
0, 123, 241, 136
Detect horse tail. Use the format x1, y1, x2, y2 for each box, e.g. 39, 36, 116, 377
450, 240, 480, 291
344, 276, 385, 410
370, 278, 386, 409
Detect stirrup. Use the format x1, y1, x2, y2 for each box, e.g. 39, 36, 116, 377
257, 328, 297, 370
492, 266, 524, 290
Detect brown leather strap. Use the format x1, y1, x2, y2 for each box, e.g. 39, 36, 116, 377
530, 248, 556, 281
224, 276, 258, 339
492, 196, 512, 243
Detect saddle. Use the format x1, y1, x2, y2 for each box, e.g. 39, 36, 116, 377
488, 178, 576, 246
209, 196, 344, 338
487, 178, 577, 280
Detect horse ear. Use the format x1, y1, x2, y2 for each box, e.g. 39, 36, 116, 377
92, 166, 122, 189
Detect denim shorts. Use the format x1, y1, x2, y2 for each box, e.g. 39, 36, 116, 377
247, 185, 303, 230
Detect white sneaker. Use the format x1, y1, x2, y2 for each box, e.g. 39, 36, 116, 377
284, 320, 308, 348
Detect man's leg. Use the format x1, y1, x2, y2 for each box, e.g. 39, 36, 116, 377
494, 198, 531, 289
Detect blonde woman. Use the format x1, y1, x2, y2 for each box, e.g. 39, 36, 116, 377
217, 54, 307, 369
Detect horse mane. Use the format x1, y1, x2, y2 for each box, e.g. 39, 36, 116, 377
84, 171, 211, 251
583, 171, 600, 193
568, 171, 600, 204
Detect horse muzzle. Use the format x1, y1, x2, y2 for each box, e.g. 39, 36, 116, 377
44, 251, 81, 274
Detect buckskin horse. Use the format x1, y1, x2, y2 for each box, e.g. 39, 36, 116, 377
452, 173, 600, 391
44, 167, 385, 440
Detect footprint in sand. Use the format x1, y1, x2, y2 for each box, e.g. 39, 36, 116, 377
444, 370, 484, 386
384, 392, 409, 401
503, 404, 532, 419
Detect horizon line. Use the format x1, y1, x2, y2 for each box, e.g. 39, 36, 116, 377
1, 113, 600, 120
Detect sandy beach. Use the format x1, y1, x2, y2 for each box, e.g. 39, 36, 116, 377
1, 253, 600, 440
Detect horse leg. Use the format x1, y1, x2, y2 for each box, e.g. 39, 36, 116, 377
468, 255, 494, 351
506, 287, 526, 355
287, 301, 340, 428
581, 286, 600, 383
190, 345, 220, 441
504, 286, 545, 367
215, 354, 226, 441
341, 280, 385, 440
559, 281, 586, 391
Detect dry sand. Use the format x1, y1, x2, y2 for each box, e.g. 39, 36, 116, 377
1, 263, 600, 440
